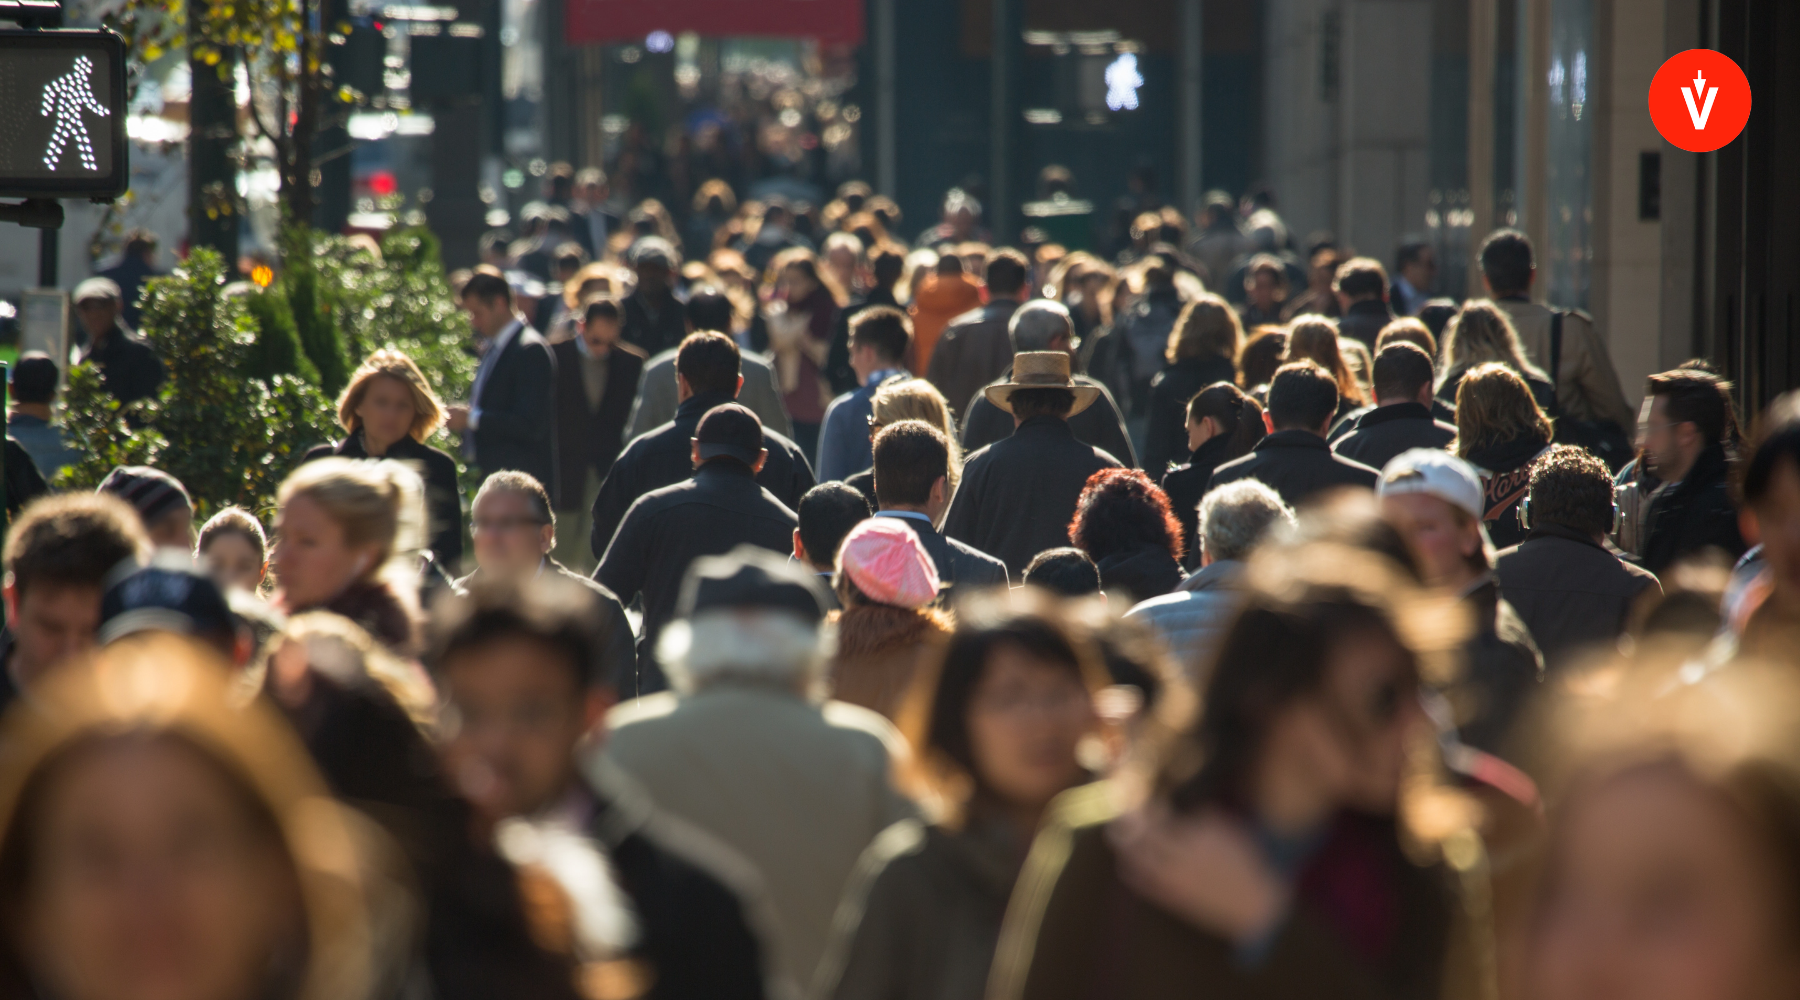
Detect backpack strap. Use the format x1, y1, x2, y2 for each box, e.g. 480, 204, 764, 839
1548, 309, 1564, 391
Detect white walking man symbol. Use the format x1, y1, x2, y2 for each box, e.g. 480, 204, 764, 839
1682, 69, 1718, 130
40, 55, 110, 172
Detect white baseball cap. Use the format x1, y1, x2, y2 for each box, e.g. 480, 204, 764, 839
1377, 448, 1485, 522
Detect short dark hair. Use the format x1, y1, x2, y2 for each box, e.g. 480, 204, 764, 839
474, 471, 555, 527
1372, 343, 1436, 402
849, 306, 911, 364
431, 575, 616, 691
1008, 387, 1077, 421
1266, 362, 1340, 431
1744, 393, 1800, 506
10, 352, 58, 405
1022, 547, 1101, 596
1647, 368, 1735, 445
685, 286, 735, 333
984, 249, 1030, 297
1527, 445, 1616, 537
581, 296, 622, 325
873, 420, 949, 507
676, 331, 742, 396
870, 247, 905, 287
123, 228, 158, 257
1332, 257, 1388, 300
459, 270, 512, 306
1479, 229, 1534, 296
4, 494, 147, 601
796, 483, 871, 570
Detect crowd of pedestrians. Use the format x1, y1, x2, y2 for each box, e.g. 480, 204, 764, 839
2, 167, 1794, 1000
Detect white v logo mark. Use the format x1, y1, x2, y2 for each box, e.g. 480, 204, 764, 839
1683, 70, 1718, 129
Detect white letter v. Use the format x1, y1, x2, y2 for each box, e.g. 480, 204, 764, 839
1684, 81, 1718, 129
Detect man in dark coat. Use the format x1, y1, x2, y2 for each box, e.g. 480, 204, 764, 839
72, 277, 165, 405
959, 300, 1139, 467
590, 332, 814, 560
449, 270, 559, 495
96, 229, 164, 330
925, 248, 1029, 421
943, 352, 1122, 576
621, 237, 689, 359
552, 296, 646, 568
1333, 343, 1457, 472
822, 245, 905, 396
1639, 368, 1746, 574
1209, 361, 1379, 506
871, 420, 1009, 594
1495, 446, 1661, 669
452, 472, 637, 690
1333, 256, 1395, 351
791, 482, 872, 609
434, 574, 779, 1000
596, 404, 800, 693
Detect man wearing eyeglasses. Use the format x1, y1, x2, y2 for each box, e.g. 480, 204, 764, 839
456, 471, 637, 688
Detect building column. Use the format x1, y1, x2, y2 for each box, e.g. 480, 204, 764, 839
1179, 0, 1204, 214
989, 0, 1023, 244
1469, 0, 1498, 294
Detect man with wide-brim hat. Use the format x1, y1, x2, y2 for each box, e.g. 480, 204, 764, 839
944, 350, 1123, 576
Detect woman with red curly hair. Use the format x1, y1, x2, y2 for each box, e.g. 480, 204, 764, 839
1067, 468, 1186, 602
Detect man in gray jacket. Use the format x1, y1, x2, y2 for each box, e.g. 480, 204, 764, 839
1126, 479, 1294, 681
626, 287, 793, 439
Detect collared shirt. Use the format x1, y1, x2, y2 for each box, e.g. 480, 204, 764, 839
876, 509, 932, 525
468, 317, 524, 430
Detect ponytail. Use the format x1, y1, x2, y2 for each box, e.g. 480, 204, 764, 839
1187, 382, 1268, 463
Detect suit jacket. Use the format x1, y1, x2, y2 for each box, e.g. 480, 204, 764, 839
627, 348, 794, 440
873, 511, 1010, 594
1331, 402, 1457, 474
469, 323, 558, 494
1337, 298, 1394, 351
591, 389, 815, 560
943, 416, 1122, 576
961, 370, 1140, 468
622, 288, 690, 359
551, 339, 645, 511
1207, 430, 1379, 508
925, 299, 1020, 421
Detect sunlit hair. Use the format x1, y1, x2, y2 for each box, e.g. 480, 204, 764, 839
335, 348, 446, 442
769, 246, 849, 309
1453, 362, 1553, 458
1376, 316, 1438, 365
277, 457, 425, 577
871, 379, 962, 494
249, 611, 439, 730
1238, 327, 1289, 390
1439, 299, 1545, 387
893, 589, 1108, 827
1068, 468, 1184, 565
1286, 315, 1368, 406
1166, 293, 1245, 366
0, 634, 384, 1000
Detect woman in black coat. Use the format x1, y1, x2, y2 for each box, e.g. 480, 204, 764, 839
1452, 362, 1555, 549
1161, 383, 1269, 570
1068, 468, 1188, 603
1142, 293, 1243, 476
301, 349, 465, 573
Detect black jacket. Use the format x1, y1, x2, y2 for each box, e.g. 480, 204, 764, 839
1094, 544, 1183, 604
961, 371, 1139, 468
943, 416, 1122, 576
1464, 432, 1552, 550
589, 389, 815, 559
4, 438, 46, 520
304, 433, 465, 573
1641, 443, 1746, 574
1494, 524, 1660, 669
1337, 298, 1395, 351
81, 321, 166, 404
1142, 354, 1237, 475
873, 512, 1010, 595
595, 460, 799, 695
622, 288, 689, 359
552, 340, 646, 511
1162, 434, 1242, 570
1207, 429, 1379, 508
1457, 578, 1544, 757
455, 561, 638, 694
1332, 402, 1457, 473
468, 323, 558, 494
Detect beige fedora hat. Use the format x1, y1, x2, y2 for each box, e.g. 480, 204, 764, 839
983, 351, 1102, 416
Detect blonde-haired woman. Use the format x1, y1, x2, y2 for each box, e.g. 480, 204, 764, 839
1437, 300, 1556, 413
846, 378, 964, 505
302, 348, 464, 572
1144, 293, 1242, 474
273, 457, 426, 655
1454, 362, 1555, 547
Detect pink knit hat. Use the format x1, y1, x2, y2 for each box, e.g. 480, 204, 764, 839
839, 518, 941, 609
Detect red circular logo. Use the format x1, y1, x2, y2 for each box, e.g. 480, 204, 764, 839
1649, 49, 1751, 152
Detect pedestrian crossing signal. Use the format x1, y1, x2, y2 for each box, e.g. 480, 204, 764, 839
0, 29, 128, 200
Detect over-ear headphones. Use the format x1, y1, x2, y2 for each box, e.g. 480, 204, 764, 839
1518, 494, 1622, 535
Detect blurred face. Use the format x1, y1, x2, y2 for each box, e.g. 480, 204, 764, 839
1270, 628, 1421, 815
1749, 457, 1800, 613
440, 636, 601, 823
1533, 766, 1800, 1000
780, 263, 818, 301
635, 261, 671, 295
580, 314, 620, 356
1383, 492, 1483, 588
20, 738, 299, 1000
146, 507, 195, 553
1404, 247, 1438, 287
965, 642, 1095, 812
460, 293, 512, 339
75, 298, 120, 339
199, 533, 264, 594
470, 489, 553, 580
271, 494, 378, 611
1644, 396, 1702, 483
353, 375, 419, 452
1247, 271, 1280, 308
3, 583, 104, 688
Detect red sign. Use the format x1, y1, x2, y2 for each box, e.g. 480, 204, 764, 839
565, 0, 864, 47
1649, 48, 1751, 152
